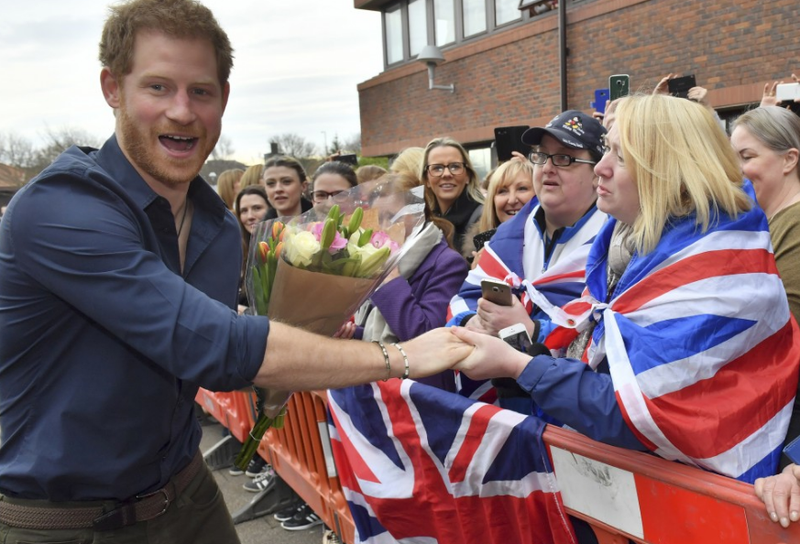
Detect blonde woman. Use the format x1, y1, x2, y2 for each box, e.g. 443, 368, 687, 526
217, 168, 244, 210
239, 163, 264, 190
452, 94, 799, 485
463, 159, 535, 261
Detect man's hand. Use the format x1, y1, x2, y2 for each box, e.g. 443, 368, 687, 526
754, 463, 800, 528
475, 296, 534, 337
402, 328, 474, 379
449, 327, 531, 381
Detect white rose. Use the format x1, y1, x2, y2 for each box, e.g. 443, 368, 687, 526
285, 230, 320, 267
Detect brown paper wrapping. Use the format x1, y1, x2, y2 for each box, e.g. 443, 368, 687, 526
267, 258, 376, 336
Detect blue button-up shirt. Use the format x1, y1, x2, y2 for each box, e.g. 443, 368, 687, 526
0, 136, 269, 501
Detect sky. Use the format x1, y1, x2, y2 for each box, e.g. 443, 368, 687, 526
0, 0, 384, 165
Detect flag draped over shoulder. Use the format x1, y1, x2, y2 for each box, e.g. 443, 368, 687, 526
448, 199, 604, 321
528, 204, 800, 483
327, 381, 576, 544
447, 198, 605, 401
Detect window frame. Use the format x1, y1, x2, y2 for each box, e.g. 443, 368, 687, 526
381, 0, 552, 69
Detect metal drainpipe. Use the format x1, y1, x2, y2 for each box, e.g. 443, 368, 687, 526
558, 0, 568, 111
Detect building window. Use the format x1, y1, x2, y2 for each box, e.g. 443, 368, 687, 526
495, 0, 521, 26
463, 0, 487, 37
380, 0, 539, 68
434, 0, 456, 46
408, 0, 428, 57
385, 4, 404, 65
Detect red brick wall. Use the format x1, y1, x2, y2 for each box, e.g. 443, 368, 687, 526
358, 0, 800, 156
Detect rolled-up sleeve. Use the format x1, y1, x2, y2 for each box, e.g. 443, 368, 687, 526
8, 171, 266, 391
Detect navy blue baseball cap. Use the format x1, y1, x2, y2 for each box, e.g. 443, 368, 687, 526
521, 110, 607, 158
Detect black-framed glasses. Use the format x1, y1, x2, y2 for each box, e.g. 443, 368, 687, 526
529, 151, 597, 167
312, 190, 345, 202
426, 162, 466, 177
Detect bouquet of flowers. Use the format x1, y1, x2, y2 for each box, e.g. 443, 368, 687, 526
234, 179, 426, 470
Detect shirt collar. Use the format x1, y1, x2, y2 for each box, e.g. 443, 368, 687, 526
93, 134, 227, 220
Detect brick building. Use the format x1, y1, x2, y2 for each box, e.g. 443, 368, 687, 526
354, 0, 800, 173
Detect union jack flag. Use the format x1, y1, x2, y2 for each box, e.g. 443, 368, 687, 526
527, 201, 800, 483
447, 198, 606, 401
327, 380, 576, 544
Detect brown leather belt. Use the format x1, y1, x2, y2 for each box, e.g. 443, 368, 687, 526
0, 451, 204, 532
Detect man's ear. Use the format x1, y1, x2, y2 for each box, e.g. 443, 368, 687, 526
100, 67, 121, 109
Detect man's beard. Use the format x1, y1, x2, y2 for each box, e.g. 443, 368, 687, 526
118, 103, 217, 187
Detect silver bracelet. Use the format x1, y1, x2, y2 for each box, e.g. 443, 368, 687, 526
392, 342, 410, 380
374, 341, 391, 381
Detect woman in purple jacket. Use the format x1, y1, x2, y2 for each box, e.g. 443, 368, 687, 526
339, 173, 469, 391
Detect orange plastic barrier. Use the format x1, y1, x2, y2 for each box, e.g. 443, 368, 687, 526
544, 425, 800, 544
195, 389, 255, 445
197, 388, 800, 544
258, 391, 355, 543
195, 388, 354, 543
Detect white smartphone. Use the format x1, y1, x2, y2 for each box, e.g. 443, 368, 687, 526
776, 82, 800, 102
499, 323, 532, 352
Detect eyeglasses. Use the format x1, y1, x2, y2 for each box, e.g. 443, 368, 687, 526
312, 190, 345, 202
529, 151, 597, 167
426, 162, 466, 177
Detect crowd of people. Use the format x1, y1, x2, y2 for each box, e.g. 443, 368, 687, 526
1, 0, 800, 542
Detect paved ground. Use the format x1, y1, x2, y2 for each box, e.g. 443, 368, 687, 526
199, 415, 324, 544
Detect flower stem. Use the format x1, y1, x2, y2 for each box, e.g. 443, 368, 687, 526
234, 410, 282, 470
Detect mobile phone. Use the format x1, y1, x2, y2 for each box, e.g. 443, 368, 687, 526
784, 435, 800, 464
777, 82, 800, 102
499, 323, 532, 352
481, 279, 512, 307
667, 74, 697, 99
333, 154, 358, 166
609, 74, 630, 102
591, 88, 610, 114
494, 126, 530, 163
473, 228, 497, 251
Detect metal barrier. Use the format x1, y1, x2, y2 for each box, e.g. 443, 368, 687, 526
198, 388, 800, 544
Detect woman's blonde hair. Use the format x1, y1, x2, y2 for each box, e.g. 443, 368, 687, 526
615, 94, 750, 254
478, 160, 535, 232
390, 147, 425, 182
239, 164, 264, 189
420, 137, 485, 213
356, 164, 388, 184
217, 168, 244, 210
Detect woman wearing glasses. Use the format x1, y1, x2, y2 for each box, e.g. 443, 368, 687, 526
448, 111, 607, 408
310, 161, 358, 204
420, 137, 485, 252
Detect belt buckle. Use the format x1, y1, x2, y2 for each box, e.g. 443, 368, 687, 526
136, 487, 170, 519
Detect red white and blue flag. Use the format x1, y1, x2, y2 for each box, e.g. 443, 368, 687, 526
531, 202, 800, 483
327, 380, 576, 544
447, 198, 606, 401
